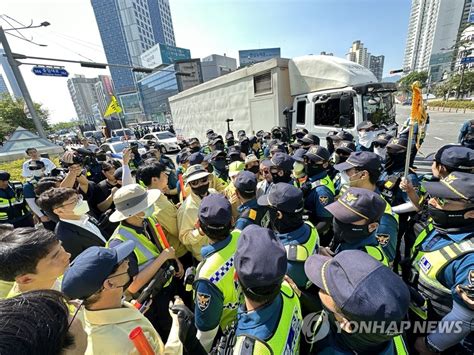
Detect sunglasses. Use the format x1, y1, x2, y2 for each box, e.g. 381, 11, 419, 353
189, 176, 208, 187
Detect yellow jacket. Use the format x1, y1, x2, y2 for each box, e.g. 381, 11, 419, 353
223, 182, 241, 220
0, 280, 13, 299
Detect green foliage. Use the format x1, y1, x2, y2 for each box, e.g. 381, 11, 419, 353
446, 71, 474, 95
398, 71, 428, 93
0, 156, 60, 182
50, 121, 78, 132
0, 94, 49, 141
427, 100, 474, 109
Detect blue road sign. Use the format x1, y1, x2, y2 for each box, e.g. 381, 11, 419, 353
461, 57, 474, 65
32, 66, 69, 77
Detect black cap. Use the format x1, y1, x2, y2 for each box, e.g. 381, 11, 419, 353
113, 167, 123, 180
270, 143, 286, 154
248, 135, 257, 145
235, 225, 287, 289
211, 136, 224, 146
257, 183, 304, 213
305, 250, 410, 322
198, 194, 232, 227
332, 131, 354, 142
271, 126, 282, 133
267, 152, 294, 172
423, 172, 474, 201
292, 148, 307, 162
206, 129, 214, 136
0, 171, 10, 181
325, 187, 386, 223
225, 131, 234, 140
61, 241, 135, 300
234, 171, 257, 194
189, 152, 205, 166
189, 137, 200, 145
227, 145, 241, 157
210, 150, 226, 160
374, 133, 393, 146
357, 120, 375, 131
304, 146, 330, 162
237, 130, 246, 138
433, 145, 474, 171
334, 151, 382, 172
386, 137, 408, 153
335, 141, 356, 155
290, 141, 302, 150
300, 133, 320, 145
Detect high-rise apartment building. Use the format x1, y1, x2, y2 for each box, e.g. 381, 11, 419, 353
0, 49, 22, 98
90, 0, 176, 94
346, 41, 370, 68
67, 75, 101, 124
201, 54, 237, 82
403, 0, 465, 81
369, 55, 385, 82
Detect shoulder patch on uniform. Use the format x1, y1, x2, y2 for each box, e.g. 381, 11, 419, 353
319, 195, 329, 205
469, 270, 474, 285
376, 234, 390, 247
196, 292, 211, 312
248, 209, 257, 220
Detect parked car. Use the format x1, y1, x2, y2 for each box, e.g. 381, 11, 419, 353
139, 131, 180, 153
111, 128, 136, 141
99, 140, 147, 159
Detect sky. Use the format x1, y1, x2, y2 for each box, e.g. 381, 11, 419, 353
1, 0, 412, 123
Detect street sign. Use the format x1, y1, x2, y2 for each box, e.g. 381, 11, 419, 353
32, 66, 69, 77
460, 57, 474, 64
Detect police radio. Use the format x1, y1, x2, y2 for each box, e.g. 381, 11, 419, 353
379, 175, 401, 205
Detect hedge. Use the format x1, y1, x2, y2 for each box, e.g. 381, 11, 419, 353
427, 100, 474, 109
0, 156, 60, 182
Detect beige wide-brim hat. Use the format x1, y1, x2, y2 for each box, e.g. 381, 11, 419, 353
109, 184, 161, 223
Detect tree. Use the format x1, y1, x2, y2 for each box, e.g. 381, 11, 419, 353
433, 81, 451, 100
398, 71, 429, 94
0, 94, 49, 141
50, 121, 78, 132
447, 71, 474, 98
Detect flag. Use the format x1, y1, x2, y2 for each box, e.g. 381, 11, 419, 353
104, 96, 122, 116
410, 81, 428, 149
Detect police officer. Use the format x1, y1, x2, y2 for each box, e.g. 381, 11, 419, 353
407, 172, 474, 354
304, 250, 410, 354
234, 171, 268, 230
373, 132, 393, 162
302, 146, 335, 244
264, 152, 294, 184
187, 152, 227, 193
188, 137, 201, 153
193, 194, 241, 352
458, 119, 474, 148
0, 171, 34, 228
335, 151, 399, 262
107, 184, 184, 338
356, 120, 378, 152
292, 148, 308, 188
325, 187, 391, 266
23, 160, 50, 225
209, 150, 229, 187
249, 135, 264, 159
299, 133, 320, 150
233, 225, 302, 354
258, 183, 319, 289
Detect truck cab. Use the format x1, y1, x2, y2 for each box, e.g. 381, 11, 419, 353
289, 56, 398, 143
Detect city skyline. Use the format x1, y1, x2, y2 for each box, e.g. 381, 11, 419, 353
1, 0, 412, 123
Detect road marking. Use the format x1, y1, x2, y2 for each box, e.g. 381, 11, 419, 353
434, 137, 444, 141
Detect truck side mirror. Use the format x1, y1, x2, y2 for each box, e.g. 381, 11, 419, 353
339, 115, 349, 128
339, 94, 352, 117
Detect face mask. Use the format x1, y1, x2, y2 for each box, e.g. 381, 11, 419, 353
212, 160, 226, 171
333, 218, 370, 243
271, 171, 292, 184
247, 165, 260, 174
140, 205, 154, 219
205, 164, 214, 173
358, 131, 376, 148
31, 170, 45, 178
190, 146, 200, 153
340, 171, 350, 186
373, 147, 386, 160
227, 139, 235, 147
191, 183, 209, 198
215, 143, 225, 151
428, 205, 474, 229
241, 142, 250, 154
73, 199, 90, 216
337, 154, 349, 164
385, 152, 405, 171
271, 210, 304, 233
305, 164, 325, 177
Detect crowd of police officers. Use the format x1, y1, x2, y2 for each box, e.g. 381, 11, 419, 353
0, 118, 473, 355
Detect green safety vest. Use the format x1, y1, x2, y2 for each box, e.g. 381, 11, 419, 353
284, 221, 320, 263
417, 234, 474, 317
365, 245, 390, 267
309, 175, 336, 196
233, 281, 302, 355
194, 230, 241, 330
107, 218, 160, 271
0, 189, 26, 222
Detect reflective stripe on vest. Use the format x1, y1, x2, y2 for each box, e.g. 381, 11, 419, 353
284, 221, 319, 262
393, 335, 408, 355
365, 245, 390, 266
310, 175, 336, 195
417, 236, 474, 317
195, 230, 241, 330
410, 223, 435, 273
107, 224, 160, 271
233, 281, 302, 355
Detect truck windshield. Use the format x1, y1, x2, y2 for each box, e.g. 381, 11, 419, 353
362, 92, 396, 126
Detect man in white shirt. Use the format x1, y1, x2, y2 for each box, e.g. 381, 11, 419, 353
80, 138, 99, 153
21, 147, 56, 178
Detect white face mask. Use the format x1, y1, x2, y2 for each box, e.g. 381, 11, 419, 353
73, 199, 90, 216
141, 205, 154, 219
358, 131, 376, 148
340, 171, 350, 186
374, 147, 387, 160
30, 170, 45, 178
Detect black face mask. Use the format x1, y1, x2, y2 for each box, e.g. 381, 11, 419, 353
241, 142, 250, 154
333, 218, 370, 243
271, 210, 304, 233
190, 146, 200, 153
206, 164, 214, 173
271, 171, 292, 184
96, 153, 107, 162
226, 139, 235, 147
305, 164, 326, 177
336, 154, 349, 164
247, 165, 260, 174
385, 152, 405, 171
191, 183, 209, 198
215, 143, 225, 151
212, 160, 226, 172
428, 205, 474, 230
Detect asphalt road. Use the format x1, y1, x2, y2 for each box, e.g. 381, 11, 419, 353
395, 104, 470, 155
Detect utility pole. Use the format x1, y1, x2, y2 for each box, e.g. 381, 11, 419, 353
0, 26, 47, 138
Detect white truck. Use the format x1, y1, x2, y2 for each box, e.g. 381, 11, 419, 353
169, 55, 397, 142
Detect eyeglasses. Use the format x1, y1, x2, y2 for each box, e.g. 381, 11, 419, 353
189, 176, 208, 187
60, 195, 82, 208
66, 300, 83, 331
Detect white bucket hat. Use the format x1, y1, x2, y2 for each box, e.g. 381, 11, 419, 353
184, 164, 210, 185
109, 184, 161, 222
